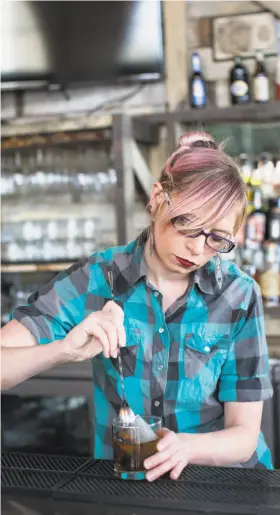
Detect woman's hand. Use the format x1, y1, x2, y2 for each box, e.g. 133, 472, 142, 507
144, 429, 190, 481
62, 301, 126, 362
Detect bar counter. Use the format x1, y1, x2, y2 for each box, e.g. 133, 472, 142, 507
2, 453, 280, 515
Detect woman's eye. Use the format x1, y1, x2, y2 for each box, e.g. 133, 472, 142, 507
211, 235, 223, 242
175, 215, 192, 225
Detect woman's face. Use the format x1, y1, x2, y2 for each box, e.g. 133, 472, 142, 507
150, 188, 238, 276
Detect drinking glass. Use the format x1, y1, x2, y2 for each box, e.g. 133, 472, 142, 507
112, 415, 162, 480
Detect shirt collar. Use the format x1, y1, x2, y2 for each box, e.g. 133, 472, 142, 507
194, 260, 216, 295
113, 231, 216, 297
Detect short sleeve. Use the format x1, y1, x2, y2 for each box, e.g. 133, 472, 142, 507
11, 259, 90, 344
218, 281, 273, 402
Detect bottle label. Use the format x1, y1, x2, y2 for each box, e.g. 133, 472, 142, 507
254, 76, 269, 101
192, 55, 201, 74
260, 269, 280, 298
192, 78, 206, 106
247, 213, 266, 242
270, 219, 280, 240
242, 164, 251, 184
231, 80, 248, 97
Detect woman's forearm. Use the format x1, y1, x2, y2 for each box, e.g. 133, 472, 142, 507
1, 342, 68, 391
181, 426, 257, 467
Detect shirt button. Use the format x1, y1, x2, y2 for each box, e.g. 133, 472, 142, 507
154, 400, 160, 407
157, 364, 163, 371
158, 328, 164, 334
154, 291, 159, 297
204, 345, 211, 353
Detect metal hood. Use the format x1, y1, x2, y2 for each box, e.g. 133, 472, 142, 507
1, 1, 56, 87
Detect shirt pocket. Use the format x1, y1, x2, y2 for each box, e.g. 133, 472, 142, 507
184, 331, 229, 381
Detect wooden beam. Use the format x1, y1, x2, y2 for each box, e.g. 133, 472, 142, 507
255, 1, 280, 18
131, 141, 153, 198
112, 114, 135, 245
1, 114, 113, 137
163, 0, 189, 111
150, 126, 168, 180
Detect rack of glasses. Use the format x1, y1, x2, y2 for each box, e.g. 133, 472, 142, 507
0, 114, 153, 329
1, 145, 117, 198
1, 115, 153, 269
1, 144, 117, 264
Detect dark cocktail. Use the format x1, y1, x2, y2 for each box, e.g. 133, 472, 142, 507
112, 415, 162, 480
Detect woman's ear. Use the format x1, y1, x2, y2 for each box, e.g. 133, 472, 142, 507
148, 182, 164, 212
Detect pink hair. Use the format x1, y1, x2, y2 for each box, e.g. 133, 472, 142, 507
158, 131, 247, 234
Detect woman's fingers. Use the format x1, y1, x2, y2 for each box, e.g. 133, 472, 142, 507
103, 300, 124, 322
115, 320, 126, 349
170, 460, 186, 480
144, 430, 176, 470
144, 445, 175, 470
84, 320, 111, 358
146, 451, 187, 482
144, 429, 189, 482
67, 301, 126, 361
64, 304, 126, 362
146, 457, 177, 482
102, 301, 126, 348
87, 314, 119, 358
97, 318, 119, 358
157, 429, 176, 451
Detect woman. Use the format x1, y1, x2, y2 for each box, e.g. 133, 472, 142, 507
1, 131, 273, 479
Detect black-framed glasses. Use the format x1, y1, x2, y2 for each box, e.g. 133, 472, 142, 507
171, 217, 236, 254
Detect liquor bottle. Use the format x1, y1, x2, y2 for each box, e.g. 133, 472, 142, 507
275, 53, 280, 100
246, 188, 266, 243
273, 158, 280, 196
266, 198, 280, 242
229, 55, 250, 105
253, 246, 265, 287
239, 153, 252, 184
241, 242, 256, 278
253, 50, 270, 103
190, 52, 207, 108
259, 152, 274, 199
259, 242, 280, 307
247, 160, 261, 214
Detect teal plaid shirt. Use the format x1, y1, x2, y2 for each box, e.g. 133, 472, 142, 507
13, 233, 273, 468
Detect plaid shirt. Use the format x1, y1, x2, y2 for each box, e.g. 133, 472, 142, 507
13, 233, 273, 468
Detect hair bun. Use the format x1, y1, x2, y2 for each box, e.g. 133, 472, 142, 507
178, 131, 217, 150
164, 130, 218, 176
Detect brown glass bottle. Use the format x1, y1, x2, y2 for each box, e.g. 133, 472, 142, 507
259, 242, 280, 307
229, 56, 250, 105
246, 188, 266, 243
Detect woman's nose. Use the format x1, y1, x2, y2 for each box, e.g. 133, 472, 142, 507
186, 234, 206, 255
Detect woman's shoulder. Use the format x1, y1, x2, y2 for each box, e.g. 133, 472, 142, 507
51, 240, 137, 286
204, 257, 260, 300
219, 258, 261, 299
88, 239, 137, 265
220, 258, 254, 283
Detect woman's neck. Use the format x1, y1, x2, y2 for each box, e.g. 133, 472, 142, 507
144, 240, 189, 292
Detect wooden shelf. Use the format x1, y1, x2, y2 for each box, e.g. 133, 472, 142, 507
1, 114, 159, 150
141, 101, 280, 126
1, 261, 75, 273
1, 114, 113, 139
1, 129, 111, 151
